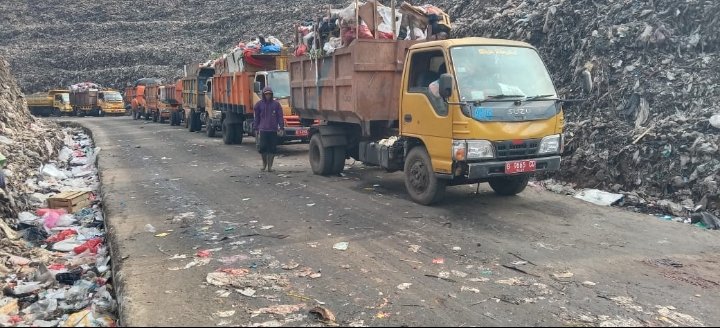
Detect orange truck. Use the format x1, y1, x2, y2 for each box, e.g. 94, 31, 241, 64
205, 52, 311, 144
130, 78, 161, 120
156, 82, 182, 124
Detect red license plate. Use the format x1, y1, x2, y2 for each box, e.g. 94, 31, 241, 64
505, 160, 536, 174
296, 129, 309, 137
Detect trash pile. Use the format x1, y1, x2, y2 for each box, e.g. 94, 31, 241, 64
210, 35, 286, 74
294, 1, 450, 56
447, 0, 719, 217
1, 57, 117, 326
68, 82, 101, 92
0, 57, 64, 223
0, 128, 116, 327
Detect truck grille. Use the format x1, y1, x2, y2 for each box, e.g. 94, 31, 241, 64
494, 139, 540, 160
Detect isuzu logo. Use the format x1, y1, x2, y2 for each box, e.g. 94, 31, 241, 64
508, 108, 530, 116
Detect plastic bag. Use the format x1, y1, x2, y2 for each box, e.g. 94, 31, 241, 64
294, 44, 308, 57
18, 211, 39, 225
43, 211, 62, 229
41, 164, 67, 179
47, 229, 78, 243
266, 36, 284, 47
56, 214, 76, 227
73, 238, 102, 254
261, 44, 281, 53
0, 152, 5, 167
58, 147, 73, 162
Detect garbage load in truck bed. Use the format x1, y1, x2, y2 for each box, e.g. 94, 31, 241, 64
290, 39, 417, 128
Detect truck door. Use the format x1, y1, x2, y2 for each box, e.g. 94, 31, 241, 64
400, 48, 453, 174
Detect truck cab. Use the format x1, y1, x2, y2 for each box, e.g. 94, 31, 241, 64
97, 90, 125, 116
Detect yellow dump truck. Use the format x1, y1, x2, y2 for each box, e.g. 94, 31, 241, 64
97, 90, 126, 115
26, 90, 72, 117
290, 37, 566, 205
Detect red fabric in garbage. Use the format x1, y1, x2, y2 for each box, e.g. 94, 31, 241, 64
358, 24, 374, 39
196, 250, 211, 258
73, 238, 102, 254
46, 229, 77, 243
243, 49, 266, 67
294, 44, 308, 57
48, 263, 66, 271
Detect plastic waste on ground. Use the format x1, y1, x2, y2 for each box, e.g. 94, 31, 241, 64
573, 189, 624, 206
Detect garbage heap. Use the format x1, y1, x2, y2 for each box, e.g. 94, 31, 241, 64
211, 35, 285, 74
447, 0, 720, 216
0, 57, 64, 223
0, 128, 117, 326
294, 1, 449, 57
1, 57, 117, 326
68, 82, 102, 92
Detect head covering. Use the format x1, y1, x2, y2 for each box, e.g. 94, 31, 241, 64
262, 86, 274, 95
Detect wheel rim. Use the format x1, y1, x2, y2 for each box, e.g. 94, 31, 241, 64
408, 159, 428, 193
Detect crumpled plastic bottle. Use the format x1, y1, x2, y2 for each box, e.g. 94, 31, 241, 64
22, 299, 58, 321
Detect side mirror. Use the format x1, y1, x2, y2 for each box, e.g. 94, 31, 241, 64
254, 82, 262, 94
438, 73, 453, 99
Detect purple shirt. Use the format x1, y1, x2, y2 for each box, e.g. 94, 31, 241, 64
253, 99, 284, 132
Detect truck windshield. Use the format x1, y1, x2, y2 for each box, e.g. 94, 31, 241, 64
104, 93, 123, 101
61, 93, 69, 102
450, 46, 556, 102
267, 72, 291, 99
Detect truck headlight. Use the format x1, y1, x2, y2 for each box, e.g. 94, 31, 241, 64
466, 140, 494, 159
538, 134, 562, 155
453, 140, 494, 161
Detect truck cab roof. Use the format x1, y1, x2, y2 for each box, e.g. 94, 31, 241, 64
410, 37, 536, 51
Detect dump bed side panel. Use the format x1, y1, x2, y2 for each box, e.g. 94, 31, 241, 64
212, 73, 254, 114
289, 39, 416, 124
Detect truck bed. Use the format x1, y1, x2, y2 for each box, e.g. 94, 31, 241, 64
289, 39, 418, 124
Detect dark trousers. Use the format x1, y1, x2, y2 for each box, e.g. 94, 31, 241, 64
256, 131, 278, 154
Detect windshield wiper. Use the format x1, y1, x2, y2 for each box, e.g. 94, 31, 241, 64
526, 94, 556, 100
487, 94, 526, 100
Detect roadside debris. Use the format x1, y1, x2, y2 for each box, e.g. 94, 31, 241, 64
332, 242, 349, 251
309, 306, 337, 326
574, 189, 624, 206
0, 126, 117, 326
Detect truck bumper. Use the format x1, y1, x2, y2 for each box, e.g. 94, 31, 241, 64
280, 127, 310, 142
466, 156, 562, 179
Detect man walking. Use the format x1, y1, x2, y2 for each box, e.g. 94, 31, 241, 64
253, 86, 284, 172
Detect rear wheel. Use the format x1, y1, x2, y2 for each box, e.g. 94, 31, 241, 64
330, 146, 346, 175
222, 120, 243, 144
309, 134, 334, 176
188, 110, 196, 132
160, 114, 166, 124
404, 146, 446, 205
153, 112, 159, 122
207, 122, 216, 137
489, 175, 530, 196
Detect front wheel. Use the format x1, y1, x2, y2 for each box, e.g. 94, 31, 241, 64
489, 175, 530, 196
309, 134, 335, 176
222, 120, 243, 144
404, 146, 446, 205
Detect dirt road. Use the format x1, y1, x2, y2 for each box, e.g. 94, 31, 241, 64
73, 117, 720, 327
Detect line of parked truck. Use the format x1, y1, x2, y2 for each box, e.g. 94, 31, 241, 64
119, 0, 573, 205
27, 88, 126, 117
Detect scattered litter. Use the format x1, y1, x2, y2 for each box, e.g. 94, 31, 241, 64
574, 189, 624, 206
309, 306, 337, 325
396, 283, 412, 290
432, 258, 444, 264
281, 261, 300, 270
251, 304, 306, 317
582, 281, 597, 287
452, 270, 468, 278
552, 272, 575, 280
238, 288, 256, 297
260, 225, 274, 230
452, 246, 462, 251
460, 286, 480, 293
307, 203, 316, 207
408, 245, 421, 253
155, 232, 170, 237
215, 310, 236, 318
144, 224, 156, 233
375, 312, 390, 319
333, 242, 349, 251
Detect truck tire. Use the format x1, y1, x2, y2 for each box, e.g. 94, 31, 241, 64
192, 112, 202, 132
78, 111, 86, 118
489, 175, 530, 196
330, 146, 346, 175
309, 134, 334, 176
160, 114, 166, 124
188, 110, 197, 132
207, 122, 216, 138
404, 146, 447, 205
222, 121, 243, 144
52, 109, 61, 117
153, 112, 159, 122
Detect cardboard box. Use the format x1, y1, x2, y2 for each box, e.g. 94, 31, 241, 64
47, 191, 91, 213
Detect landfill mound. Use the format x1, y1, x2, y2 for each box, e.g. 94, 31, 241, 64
446, 0, 719, 215
0, 57, 63, 224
